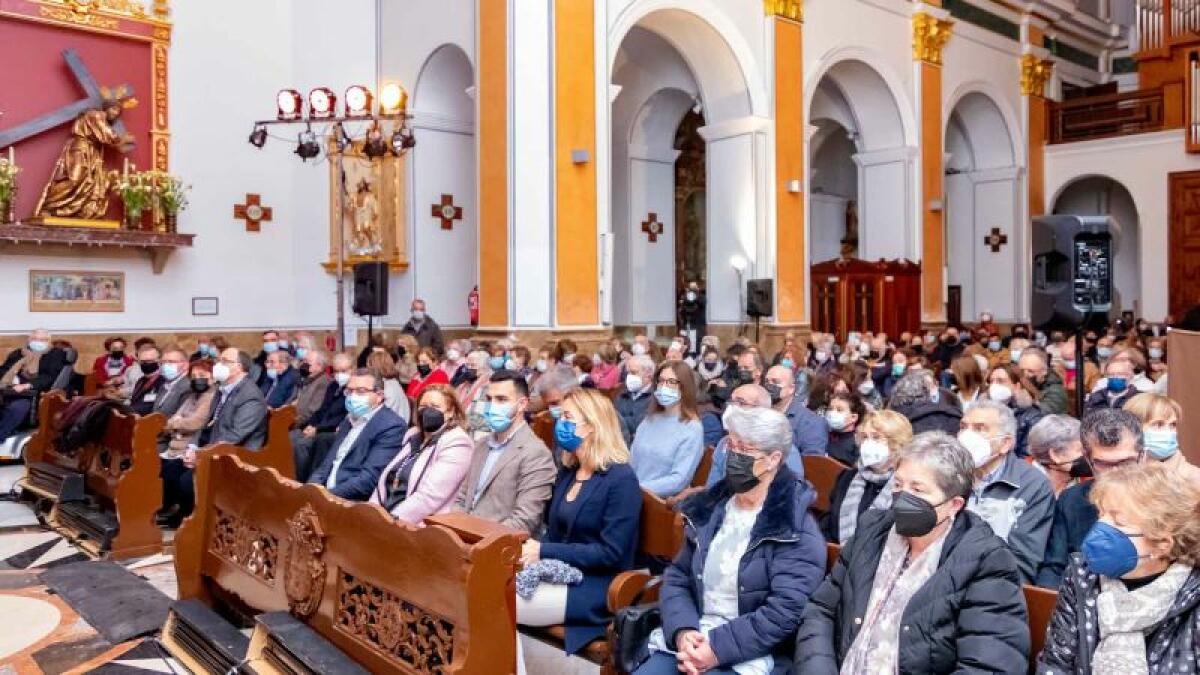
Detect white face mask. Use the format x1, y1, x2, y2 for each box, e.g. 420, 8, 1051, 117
334, 372, 351, 387
825, 410, 848, 431
632, 343, 647, 356
625, 373, 644, 392
446, 348, 461, 361
213, 363, 232, 383
958, 429, 995, 468
859, 439, 891, 469
858, 380, 875, 395
988, 383, 1013, 403
412, 310, 425, 321
504, 358, 518, 371
815, 351, 830, 364
536, 359, 548, 373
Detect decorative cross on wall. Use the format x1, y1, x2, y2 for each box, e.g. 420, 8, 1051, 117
641, 213, 664, 243
234, 193, 273, 232
984, 227, 1009, 253
432, 194, 463, 230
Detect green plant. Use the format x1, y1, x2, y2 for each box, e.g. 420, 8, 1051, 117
0, 158, 19, 204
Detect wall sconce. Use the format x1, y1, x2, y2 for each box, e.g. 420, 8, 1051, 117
572, 149, 590, 164
787, 179, 802, 194
927, 199, 944, 212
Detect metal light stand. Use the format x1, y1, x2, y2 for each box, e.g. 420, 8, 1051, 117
252, 113, 411, 351
1074, 265, 1101, 419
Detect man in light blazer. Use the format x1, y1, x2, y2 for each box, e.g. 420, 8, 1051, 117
198, 348, 269, 449
455, 370, 556, 534
309, 369, 405, 502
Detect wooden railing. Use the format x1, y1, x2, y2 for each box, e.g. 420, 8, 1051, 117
1139, 0, 1200, 52
1048, 87, 1166, 143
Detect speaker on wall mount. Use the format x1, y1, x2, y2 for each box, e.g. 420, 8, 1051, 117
1031, 215, 1112, 332
352, 261, 389, 316
746, 279, 774, 318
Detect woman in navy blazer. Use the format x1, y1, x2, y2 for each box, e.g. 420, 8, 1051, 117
517, 388, 642, 655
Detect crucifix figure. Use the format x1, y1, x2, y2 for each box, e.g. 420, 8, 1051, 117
641, 213, 664, 243
984, 227, 1009, 253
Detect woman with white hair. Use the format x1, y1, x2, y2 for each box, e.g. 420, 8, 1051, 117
796, 431, 1029, 674
1028, 414, 1088, 496
635, 405, 826, 675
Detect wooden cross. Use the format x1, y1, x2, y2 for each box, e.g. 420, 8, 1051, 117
432, 194, 462, 230
0, 49, 134, 148
983, 227, 1009, 253
641, 213, 664, 243
234, 194, 273, 232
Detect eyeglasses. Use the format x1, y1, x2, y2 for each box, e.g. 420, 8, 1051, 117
1090, 455, 1142, 472
657, 377, 681, 387
345, 387, 375, 396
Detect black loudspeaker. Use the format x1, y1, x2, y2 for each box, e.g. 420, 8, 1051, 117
1031, 215, 1112, 332
352, 261, 389, 316
746, 279, 774, 318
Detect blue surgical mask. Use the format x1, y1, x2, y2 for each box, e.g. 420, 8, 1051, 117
1097, 346, 1113, 359
988, 340, 1001, 352
1149, 347, 1164, 360
278, 340, 290, 349
1081, 521, 1148, 578
781, 358, 795, 369
1106, 377, 1128, 393
488, 356, 506, 371
654, 386, 681, 407
198, 342, 210, 353
28, 340, 48, 353
484, 402, 516, 433
266, 367, 280, 380
1009, 349, 1022, 363
549, 405, 563, 420
262, 341, 279, 353
161, 363, 182, 381
1145, 428, 1179, 459
295, 347, 308, 359
344, 393, 372, 417
554, 418, 583, 452
892, 363, 905, 377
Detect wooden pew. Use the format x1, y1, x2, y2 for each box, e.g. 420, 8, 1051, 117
802, 454, 849, 514
167, 453, 524, 674
204, 404, 297, 479
531, 410, 556, 452
526, 490, 685, 674
690, 446, 715, 488
1024, 584, 1058, 671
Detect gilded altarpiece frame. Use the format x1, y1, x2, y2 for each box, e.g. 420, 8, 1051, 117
322, 135, 409, 273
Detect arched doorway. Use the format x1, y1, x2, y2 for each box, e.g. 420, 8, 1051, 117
808, 59, 913, 264
944, 91, 1020, 322
609, 7, 760, 330
411, 45, 476, 326
1051, 176, 1141, 314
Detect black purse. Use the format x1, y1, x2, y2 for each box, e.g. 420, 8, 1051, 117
608, 577, 663, 674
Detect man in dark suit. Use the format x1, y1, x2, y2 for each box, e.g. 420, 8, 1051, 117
151, 346, 195, 454
308, 369, 404, 501
291, 352, 353, 481
129, 343, 163, 416
198, 348, 269, 449
259, 350, 300, 409
0, 329, 69, 443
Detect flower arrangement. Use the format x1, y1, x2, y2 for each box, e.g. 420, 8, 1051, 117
0, 151, 19, 223
152, 172, 190, 216
116, 170, 153, 228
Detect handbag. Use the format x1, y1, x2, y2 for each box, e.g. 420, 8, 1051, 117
608, 577, 663, 674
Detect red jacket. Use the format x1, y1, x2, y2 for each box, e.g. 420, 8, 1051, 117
406, 367, 449, 401
91, 354, 134, 385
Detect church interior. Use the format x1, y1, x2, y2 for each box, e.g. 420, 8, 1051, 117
2, 0, 1200, 673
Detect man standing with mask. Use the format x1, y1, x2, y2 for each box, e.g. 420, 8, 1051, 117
308, 369, 404, 501
401, 298, 445, 354
454, 370, 556, 534
677, 280, 706, 357
957, 400, 1054, 583
765, 364, 828, 456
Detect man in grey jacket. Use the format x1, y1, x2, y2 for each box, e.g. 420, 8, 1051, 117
455, 370, 556, 534
960, 399, 1055, 584
198, 348, 268, 449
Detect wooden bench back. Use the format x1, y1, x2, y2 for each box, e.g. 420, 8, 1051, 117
802, 455, 849, 514
203, 405, 296, 479
1023, 584, 1058, 670
177, 453, 524, 674
531, 410, 555, 452
24, 390, 75, 470
690, 446, 715, 488
639, 490, 684, 559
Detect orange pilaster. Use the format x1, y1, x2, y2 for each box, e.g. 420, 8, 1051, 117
774, 14, 806, 324
553, 0, 599, 326
920, 61, 946, 323
477, 0, 509, 327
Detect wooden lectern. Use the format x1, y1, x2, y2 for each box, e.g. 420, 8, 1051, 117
810, 257, 921, 342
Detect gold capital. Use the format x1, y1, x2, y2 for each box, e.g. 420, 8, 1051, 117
764, 0, 802, 22
1020, 54, 1055, 97
913, 12, 953, 65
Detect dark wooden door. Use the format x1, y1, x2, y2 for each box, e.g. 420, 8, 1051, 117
947, 285, 962, 328
1169, 171, 1200, 318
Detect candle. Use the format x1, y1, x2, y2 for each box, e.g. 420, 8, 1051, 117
6, 146, 12, 165
123, 157, 129, 178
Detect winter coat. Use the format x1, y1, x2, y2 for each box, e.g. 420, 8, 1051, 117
1009, 396, 1044, 458
1037, 554, 1200, 674
661, 467, 826, 674
890, 397, 963, 436
794, 508, 1030, 675
1035, 370, 1068, 415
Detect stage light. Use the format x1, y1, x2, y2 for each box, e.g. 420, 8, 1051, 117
379, 82, 407, 115
248, 124, 267, 148
308, 87, 337, 119
345, 85, 373, 117
295, 126, 320, 161
390, 124, 416, 155
276, 89, 302, 121
363, 121, 388, 159
333, 122, 352, 153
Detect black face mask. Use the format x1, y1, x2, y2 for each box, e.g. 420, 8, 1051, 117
109, 350, 125, 359
418, 406, 446, 434
1069, 456, 1094, 479
737, 369, 756, 386
417, 364, 432, 378
891, 491, 952, 537
724, 451, 763, 494
1014, 330, 1028, 339
298, 362, 312, 377
191, 378, 211, 394
140, 361, 160, 374
910, 345, 924, 355
461, 368, 478, 383
395, 346, 407, 360
764, 383, 783, 405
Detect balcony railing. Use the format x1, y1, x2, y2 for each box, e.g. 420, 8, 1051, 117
1138, 0, 1200, 52
1048, 87, 1166, 143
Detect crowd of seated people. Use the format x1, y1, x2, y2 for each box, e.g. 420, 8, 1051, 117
5, 305, 1200, 673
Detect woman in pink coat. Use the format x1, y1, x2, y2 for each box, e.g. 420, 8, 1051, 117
371, 383, 472, 525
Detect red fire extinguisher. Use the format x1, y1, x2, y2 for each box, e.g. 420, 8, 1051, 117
468, 285, 480, 327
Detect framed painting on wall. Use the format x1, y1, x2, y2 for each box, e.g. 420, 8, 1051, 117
29, 270, 125, 313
